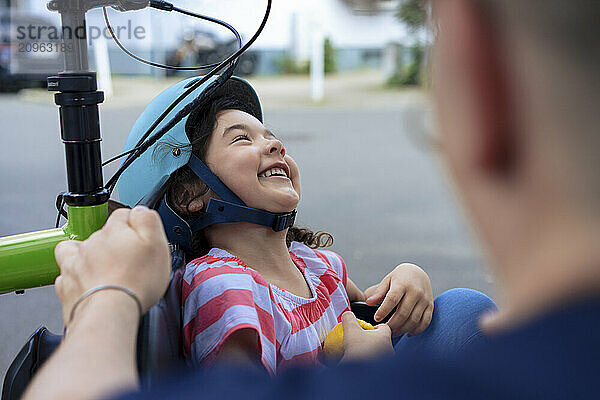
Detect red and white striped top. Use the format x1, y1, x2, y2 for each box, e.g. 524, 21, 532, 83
182, 241, 350, 374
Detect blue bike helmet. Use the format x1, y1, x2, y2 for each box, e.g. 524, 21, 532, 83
118, 76, 296, 250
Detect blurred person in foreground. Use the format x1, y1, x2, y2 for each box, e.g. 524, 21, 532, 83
23, 0, 600, 399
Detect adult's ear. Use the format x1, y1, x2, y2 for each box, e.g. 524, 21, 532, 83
435, 0, 516, 177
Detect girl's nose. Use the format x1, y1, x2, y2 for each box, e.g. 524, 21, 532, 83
266, 139, 285, 157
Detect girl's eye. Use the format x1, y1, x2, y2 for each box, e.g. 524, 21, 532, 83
232, 134, 251, 143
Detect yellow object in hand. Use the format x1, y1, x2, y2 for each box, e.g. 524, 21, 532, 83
322, 319, 374, 363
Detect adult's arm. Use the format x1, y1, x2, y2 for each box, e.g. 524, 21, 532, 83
23, 292, 141, 400
23, 206, 171, 400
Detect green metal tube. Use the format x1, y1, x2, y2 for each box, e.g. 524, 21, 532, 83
63, 203, 109, 241
0, 228, 67, 293
0, 203, 108, 294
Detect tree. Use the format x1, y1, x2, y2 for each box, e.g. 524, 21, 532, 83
324, 37, 337, 74
390, 0, 428, 87
396, 0, 427, 34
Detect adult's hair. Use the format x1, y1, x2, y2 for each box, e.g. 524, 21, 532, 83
167, 96, 333, 259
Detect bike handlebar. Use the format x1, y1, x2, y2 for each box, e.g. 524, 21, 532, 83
47, 0, 149, 13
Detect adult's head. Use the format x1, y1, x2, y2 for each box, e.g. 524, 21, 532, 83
432, 0, 600, 325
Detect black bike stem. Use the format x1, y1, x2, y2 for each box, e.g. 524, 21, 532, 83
48, 73, 109, 206
47, 1, 109, 207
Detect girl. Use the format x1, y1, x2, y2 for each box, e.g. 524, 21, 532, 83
118, 76, 447, 374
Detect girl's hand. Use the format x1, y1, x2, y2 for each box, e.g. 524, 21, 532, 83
363, 263, 434, 337
340, 312, 394, 362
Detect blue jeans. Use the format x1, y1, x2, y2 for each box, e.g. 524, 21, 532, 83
394, 288, 498, 356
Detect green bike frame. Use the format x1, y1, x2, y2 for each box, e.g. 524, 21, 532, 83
0, 203, 108, 294
0, 2, 117, 295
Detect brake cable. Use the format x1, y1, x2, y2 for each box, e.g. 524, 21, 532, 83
102, 1, 242, 71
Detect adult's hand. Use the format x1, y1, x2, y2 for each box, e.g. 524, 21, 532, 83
24, 206, 171, 400
54, 206, 171, 327
341, 311, 394, 362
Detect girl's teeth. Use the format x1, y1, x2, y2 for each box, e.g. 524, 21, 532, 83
260, 168, 287, 178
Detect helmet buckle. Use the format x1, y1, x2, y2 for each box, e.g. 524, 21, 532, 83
272, 210, 297, 231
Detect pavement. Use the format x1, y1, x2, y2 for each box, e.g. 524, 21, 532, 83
21, 70, 428, 110
0, 70, 496, 382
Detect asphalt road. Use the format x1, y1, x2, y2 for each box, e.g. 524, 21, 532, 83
0, 81, 496, 382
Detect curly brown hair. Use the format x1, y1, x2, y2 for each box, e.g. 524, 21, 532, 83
165, 95, 333, 260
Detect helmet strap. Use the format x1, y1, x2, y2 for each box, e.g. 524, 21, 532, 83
187, 154, 245, 205
158, 154, 297, 251
191, 198, 296, 232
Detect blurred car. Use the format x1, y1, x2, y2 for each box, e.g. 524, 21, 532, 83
166, 29, 259, 77
0, 11, 64, 92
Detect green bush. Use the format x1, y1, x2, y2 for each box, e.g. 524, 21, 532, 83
276, 37, 337, 75
276, 55, 310, 75
324, 37, 337, 74
388, 44, 424, 87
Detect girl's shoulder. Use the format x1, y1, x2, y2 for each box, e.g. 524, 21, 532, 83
183, 247, 270, 295
288, 242, 347, 286
186, 247, 246, 272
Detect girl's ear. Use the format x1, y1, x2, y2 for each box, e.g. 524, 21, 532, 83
186, 196, 205, 213
170, 182, 205, 214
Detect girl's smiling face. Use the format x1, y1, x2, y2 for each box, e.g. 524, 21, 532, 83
204, 109, 301, 213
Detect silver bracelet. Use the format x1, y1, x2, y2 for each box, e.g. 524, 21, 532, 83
68, 285, 143, 325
